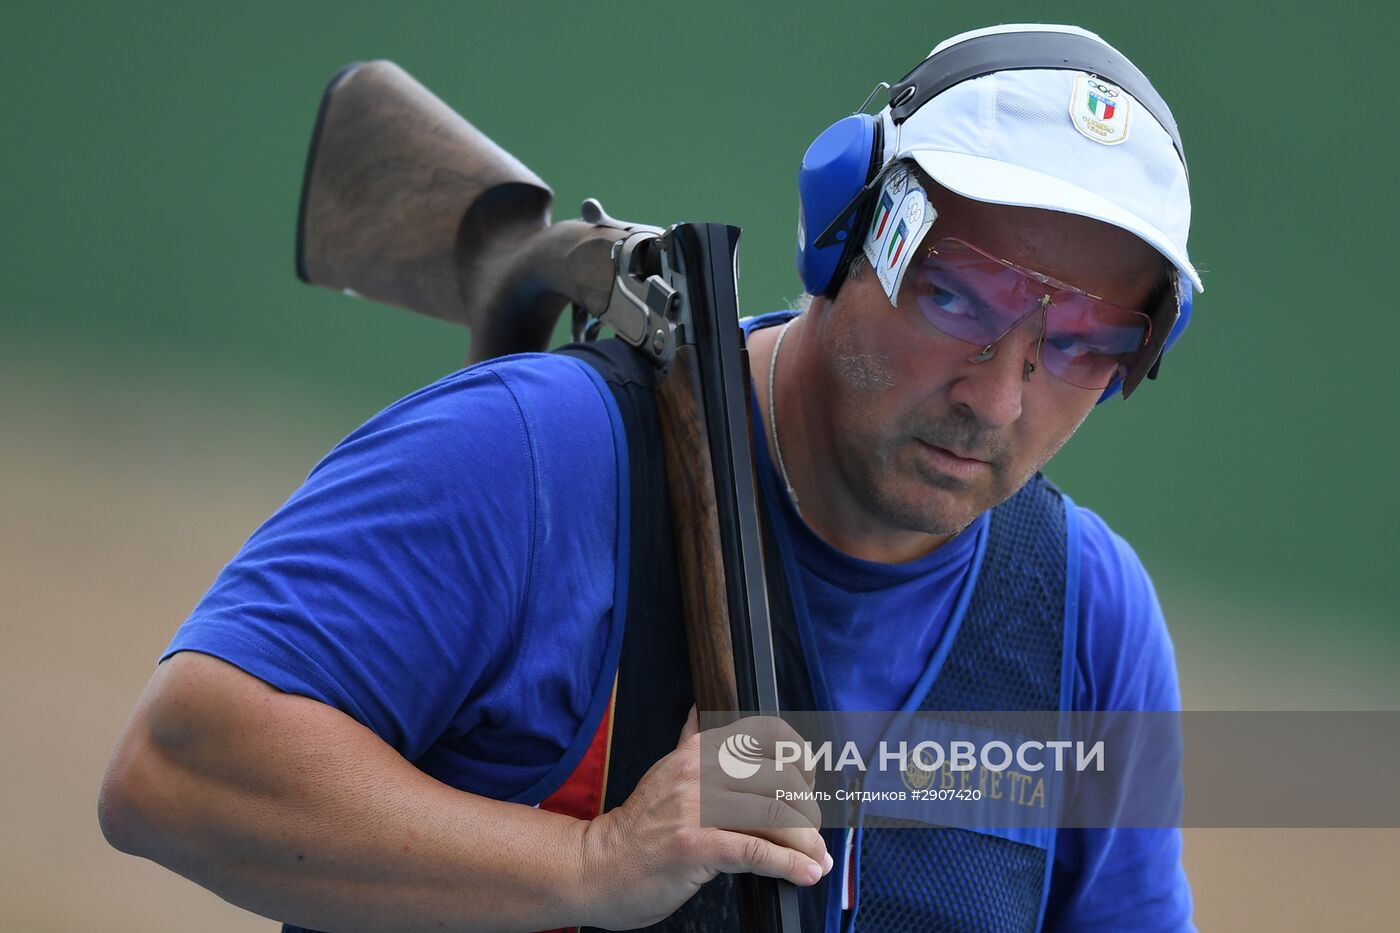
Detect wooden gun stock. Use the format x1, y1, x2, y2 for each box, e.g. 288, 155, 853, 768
657, 346, 741, 712
296, 60, 617, 362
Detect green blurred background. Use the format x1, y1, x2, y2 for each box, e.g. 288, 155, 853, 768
3, 1, 1396, 930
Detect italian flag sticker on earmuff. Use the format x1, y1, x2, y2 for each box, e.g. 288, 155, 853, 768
1070, 73, 1133, 145
862, 166, 937, 306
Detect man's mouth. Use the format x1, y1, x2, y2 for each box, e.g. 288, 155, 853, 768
916, 440, 994, 479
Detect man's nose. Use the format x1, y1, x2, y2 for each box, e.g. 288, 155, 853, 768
946, 311, 1045, 429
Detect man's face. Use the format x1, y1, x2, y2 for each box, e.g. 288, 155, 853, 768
801, 183, 1164, 550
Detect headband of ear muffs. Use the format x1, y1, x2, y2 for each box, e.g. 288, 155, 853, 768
793, 29, 1193, 399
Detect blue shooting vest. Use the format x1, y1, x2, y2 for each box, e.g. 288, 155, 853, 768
843, 476, 1075, 933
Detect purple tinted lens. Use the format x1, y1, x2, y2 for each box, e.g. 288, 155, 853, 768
1037, 294, 1150, 389
913, 240, 1152, 390
914, 258, 1030, 345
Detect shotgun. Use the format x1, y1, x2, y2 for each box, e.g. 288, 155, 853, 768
295, 61, 801, 933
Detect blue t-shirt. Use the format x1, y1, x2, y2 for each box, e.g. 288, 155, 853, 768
166, 316, 1191, 931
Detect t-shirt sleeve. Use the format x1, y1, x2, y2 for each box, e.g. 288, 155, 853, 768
162, 355, 614, 765
1071, 507, 1182, 714
1041, 506, 1194, 932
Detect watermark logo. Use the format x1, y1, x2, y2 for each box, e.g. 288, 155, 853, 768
717, 732, 764, 779
696, 710, 1400, 831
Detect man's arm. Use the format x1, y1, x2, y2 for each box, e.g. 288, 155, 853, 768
100, 652, 829, 933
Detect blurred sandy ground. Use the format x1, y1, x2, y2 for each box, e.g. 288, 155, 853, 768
4, 351, 1397, 932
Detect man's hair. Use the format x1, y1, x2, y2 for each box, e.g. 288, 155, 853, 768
794, 248, 868, 313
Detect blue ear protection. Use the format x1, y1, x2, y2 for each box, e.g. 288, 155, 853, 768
793, 30, 1195, 397
796, 114, 883, 300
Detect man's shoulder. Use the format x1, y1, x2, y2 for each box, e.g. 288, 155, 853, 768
322, 352, 618, 465
1070, 503, 1181, 711
1073, 505, 1155, 603
378, 351, 614, 423
284, 350, 626, 539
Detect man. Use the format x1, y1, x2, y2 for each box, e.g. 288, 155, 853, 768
100, 23, 1199, 932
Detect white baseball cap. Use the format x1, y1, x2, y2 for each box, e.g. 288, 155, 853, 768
883, 24, 1202, 293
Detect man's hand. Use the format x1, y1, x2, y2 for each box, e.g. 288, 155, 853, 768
577, 707, 832, 930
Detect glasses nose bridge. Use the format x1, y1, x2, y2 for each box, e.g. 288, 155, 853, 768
965, 301, 1046, 390
986, 289, 1052, 348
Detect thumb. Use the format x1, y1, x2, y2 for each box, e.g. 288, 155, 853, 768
677, 704, 700, 748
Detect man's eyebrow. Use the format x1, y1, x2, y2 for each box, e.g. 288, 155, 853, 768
925, 261, 999, 312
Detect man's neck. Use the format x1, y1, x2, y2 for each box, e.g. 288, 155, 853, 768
754, 313, 953, 565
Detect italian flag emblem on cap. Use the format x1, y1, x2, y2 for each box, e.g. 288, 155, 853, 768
1070, 73, 1131, 145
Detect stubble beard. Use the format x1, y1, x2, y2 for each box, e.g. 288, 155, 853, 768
845, 410, 1023, 539
874, 403, 1092, 537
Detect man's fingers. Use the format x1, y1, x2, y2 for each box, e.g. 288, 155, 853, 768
703, 792, 830, 870
698, 715, 820, 793
750, 778, 823, 823
709, 829, 828, 887
677, 705, 700, 748
748, 823, 830, 872
745, 764, 823, 823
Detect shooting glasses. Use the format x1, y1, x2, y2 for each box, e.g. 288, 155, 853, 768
914, 237, 1152, 390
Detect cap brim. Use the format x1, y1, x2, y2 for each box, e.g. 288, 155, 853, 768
907, 149, 1204, 293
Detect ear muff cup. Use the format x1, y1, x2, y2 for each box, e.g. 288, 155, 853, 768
796, 114, 879, 296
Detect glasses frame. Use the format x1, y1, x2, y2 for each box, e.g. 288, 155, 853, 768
916, 236, 1154, 390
